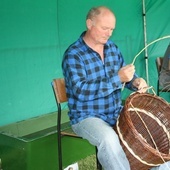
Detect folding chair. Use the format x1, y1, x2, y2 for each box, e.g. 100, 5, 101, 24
155, 57, 170, 96
52, 78, 102, 170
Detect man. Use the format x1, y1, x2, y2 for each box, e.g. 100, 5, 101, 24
62, 6, 168, 170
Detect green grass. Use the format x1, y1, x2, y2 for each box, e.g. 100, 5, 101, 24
78, 154, 97, 170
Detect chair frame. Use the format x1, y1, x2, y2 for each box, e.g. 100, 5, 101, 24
155, 57, 170, 96
52, 78, 102, 170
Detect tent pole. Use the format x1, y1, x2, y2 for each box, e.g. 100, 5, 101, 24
142, 0, 149, 88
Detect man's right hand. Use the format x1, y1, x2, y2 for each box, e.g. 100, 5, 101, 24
118, 64, 135, 83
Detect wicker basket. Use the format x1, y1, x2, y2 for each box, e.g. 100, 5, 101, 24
116, 92, 170, 170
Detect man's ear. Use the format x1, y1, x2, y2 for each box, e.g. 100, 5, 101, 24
86, 19, 93, 29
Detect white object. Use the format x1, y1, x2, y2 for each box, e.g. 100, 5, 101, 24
64, 162, 79, 170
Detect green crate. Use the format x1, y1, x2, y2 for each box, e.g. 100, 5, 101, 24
0, 112, 94, 170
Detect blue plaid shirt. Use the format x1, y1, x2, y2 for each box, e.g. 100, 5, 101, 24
62, 32, 137, 126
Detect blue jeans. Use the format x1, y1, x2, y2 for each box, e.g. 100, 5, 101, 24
72, 117, 170, 170
151, 161, 170, 170
72, 117, 130, 170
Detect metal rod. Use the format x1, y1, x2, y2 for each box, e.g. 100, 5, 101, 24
142, 0, 149, 90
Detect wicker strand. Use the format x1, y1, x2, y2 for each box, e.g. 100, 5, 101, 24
129, 102, 170, 170
128, 106, 170, 150
132, 35, 170, 65
150, 86, 156, 95
122, 35, 170, 91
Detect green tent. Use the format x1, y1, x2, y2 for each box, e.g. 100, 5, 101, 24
0, 0, 169, 125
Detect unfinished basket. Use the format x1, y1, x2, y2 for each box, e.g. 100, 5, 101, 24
116, 92, 170, 170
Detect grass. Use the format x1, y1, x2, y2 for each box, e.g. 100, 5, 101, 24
78, 154, 97, 170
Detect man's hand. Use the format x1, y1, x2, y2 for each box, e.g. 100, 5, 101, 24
118, 64, 135, 83
132, 78, 148, 93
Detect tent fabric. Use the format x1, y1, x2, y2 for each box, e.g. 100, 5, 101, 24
0, 0, 169, 126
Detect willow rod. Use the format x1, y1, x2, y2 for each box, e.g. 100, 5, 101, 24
122, 35, 170, 91
132, 35, 170, 65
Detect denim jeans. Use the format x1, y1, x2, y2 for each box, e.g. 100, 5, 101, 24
72, 117, 170, 170
72, 117, 130, 170
150, 161, 170, 170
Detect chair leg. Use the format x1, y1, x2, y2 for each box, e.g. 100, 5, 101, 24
58, 132, 63, 170
57, 105, 63, 170
95, 146, 102, 170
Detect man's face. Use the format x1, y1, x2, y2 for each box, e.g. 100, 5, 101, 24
88, 12, 116, 45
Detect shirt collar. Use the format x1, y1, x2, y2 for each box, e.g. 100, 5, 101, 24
79, 31, 110, 50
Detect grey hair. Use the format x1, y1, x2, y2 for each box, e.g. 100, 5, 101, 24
86, 7, 101, 20
86, 6, 114, 20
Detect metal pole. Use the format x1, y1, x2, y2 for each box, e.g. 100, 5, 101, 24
142, 0, 149, 88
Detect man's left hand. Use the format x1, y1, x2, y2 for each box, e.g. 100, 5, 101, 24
132, 78, 148, 93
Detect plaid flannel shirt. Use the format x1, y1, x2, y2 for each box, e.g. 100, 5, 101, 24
62, 32, 137, 126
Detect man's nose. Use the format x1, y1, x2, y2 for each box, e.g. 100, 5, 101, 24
107, 30, 112, 37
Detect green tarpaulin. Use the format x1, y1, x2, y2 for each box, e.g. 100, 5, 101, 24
0, 0, 169, 126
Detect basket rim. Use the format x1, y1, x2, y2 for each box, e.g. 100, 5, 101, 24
124, 92, 170, 110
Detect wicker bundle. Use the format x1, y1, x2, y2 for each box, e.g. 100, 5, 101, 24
116, 92, 170, 170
